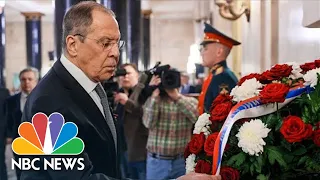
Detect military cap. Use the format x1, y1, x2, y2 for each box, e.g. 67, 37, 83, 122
201, 23, 241, 48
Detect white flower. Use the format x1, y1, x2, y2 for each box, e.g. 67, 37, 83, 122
185, 154, 196, 174
236, 119, 271, 156
193, 113, 211, 135
230, 78, 263, 102
287, 62, 303, 80
303, 68, 320, 88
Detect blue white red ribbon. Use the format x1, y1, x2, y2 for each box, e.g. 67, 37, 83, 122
212, 84, 310, 175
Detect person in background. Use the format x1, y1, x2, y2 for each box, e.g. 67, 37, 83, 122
4, 67, 39, 179
198, 23, 239, 115
114, 63, 148, 180
143, 73, 198, 180
179, 72, 195, 94
194, 76, 204, 93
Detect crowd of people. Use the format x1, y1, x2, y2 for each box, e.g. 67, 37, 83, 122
0, 1, 242, 180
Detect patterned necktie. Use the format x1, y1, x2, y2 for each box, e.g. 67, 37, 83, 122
94, 83, 117, 152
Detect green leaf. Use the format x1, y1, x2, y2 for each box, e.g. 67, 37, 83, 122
297, 156, 309, 166
256, 174, 269, 180
291, 145, 307, 156
250, 163, 255, 176
283, 154, 294, 164
242, 163, 250, 175
275, 119, 283, 131
226, 152, 246, 168
257, 155, 263, 167
266, 146, 287, 168
280, 139, 292, 152
253, 160, 262, 173
265, 114, 278, 129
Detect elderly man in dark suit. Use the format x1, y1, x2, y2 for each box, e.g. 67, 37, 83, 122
20, 2, 220, 180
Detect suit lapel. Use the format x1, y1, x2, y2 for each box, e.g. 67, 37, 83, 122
52, 60, 115, 147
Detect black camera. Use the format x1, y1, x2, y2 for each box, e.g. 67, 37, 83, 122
102, 68, 127, 109
147, 62, 181, 89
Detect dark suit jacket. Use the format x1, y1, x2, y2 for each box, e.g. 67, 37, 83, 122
4, 93, 22, 140
0, 88, 10, 179
20, 60, 121, 180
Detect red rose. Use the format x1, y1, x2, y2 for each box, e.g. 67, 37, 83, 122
315, 59, 320, 68
204, 132, 219, 156
189, 133, 205, 154
195, 160, 212, 174
184, 143, 191, 159
210, 94, 233, 112
280, 116, 313, 143
316, 122, 320, 130
259, 83, 290, 104
210, 102, 233, 122
260, 64, 292, 82
270, 64, 293, 78
237, 73, 262, 86
313, 129, 320, 147
300, 62, 316, 73
220, 167, 240, 180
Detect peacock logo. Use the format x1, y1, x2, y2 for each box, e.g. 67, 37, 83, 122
12, 112, 85, 155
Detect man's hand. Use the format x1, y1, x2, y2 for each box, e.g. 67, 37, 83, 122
152, 88, 160, 98
165, 88, 181, 101
149, 75, 161, 86
114, 93, 129, 105
6, 138, 12, 144
177, 173, 221, 180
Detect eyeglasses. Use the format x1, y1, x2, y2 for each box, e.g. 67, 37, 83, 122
74, 34, 125, 51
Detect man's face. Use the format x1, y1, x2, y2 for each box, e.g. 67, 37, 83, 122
180, 75, 189, 85
74, 10, 121, 82
119, 65, 139, 89
20, 71, 38, 94
200, 43, 220, 68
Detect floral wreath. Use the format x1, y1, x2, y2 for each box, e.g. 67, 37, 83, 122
185, 59, 320, 180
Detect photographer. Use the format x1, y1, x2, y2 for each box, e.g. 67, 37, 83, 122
142, 73, 199, 180
114, 63, 149, 180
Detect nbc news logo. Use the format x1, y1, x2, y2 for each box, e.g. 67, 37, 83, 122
11, 112, 85, 171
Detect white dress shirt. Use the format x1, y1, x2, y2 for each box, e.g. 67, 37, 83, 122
20, 92, 28, 112
60, 54, 106, 118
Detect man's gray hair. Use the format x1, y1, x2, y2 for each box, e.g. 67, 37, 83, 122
62, 1, 115, 51
19, 67, 40, 80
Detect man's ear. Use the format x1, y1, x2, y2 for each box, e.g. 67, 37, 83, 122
66, 35, 78, 57
216, 46, 224, 57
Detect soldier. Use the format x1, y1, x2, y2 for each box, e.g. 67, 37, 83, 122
198, 23, 240, 114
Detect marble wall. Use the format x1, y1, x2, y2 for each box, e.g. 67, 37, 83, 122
5, 21, 54, 91
150, 15, 194, 71
211, 0, 320, 78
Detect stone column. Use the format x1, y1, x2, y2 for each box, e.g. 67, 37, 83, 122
0, 5, 5, 87
127, 0, 141, 69
21, 12, 44, 71
99, 0, 127, 65
141, 9, 152, 70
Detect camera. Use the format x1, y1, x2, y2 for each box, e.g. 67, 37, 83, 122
137, 62, 181, 104
102, 68, 127, 109
147, 62, 181, 89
